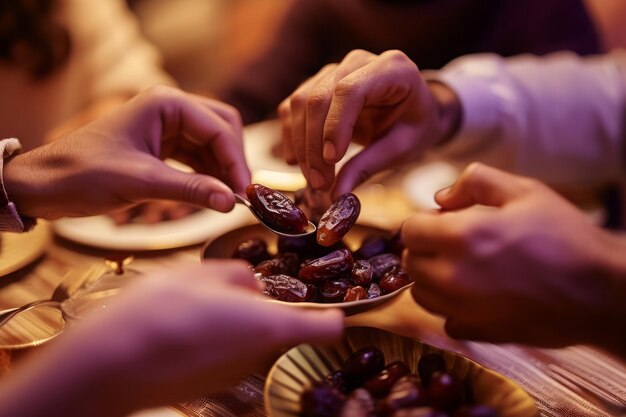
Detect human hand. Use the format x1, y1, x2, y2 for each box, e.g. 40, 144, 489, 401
279, 49, 460, 198
0, 261, 343, 417
4, 86, 251, 219
402, 163, 626, 351
109, 200, 200, 225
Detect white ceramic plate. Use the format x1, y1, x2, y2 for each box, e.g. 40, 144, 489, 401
265, 327, 539, 417
402, 161, 459, 209
53, 206, 253, 251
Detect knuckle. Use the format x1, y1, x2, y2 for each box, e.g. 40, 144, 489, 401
306, 89, 331, 113
182, 175, 209, 203
290, 91, 308, 110
344, 48, 371, 62
334, 79, 358, 99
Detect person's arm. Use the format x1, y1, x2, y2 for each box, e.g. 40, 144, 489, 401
430, 50, 626, 188
402, 163, 626, 358
2, 86, 250, 222
0, 262, 343, 417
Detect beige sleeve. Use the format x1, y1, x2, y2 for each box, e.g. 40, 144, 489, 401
62, 0, 175, 104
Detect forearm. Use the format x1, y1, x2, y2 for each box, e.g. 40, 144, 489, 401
428, 51, 626, 188
0, 337, 129, 417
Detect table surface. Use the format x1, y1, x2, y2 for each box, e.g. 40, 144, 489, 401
0, 154, 625, 417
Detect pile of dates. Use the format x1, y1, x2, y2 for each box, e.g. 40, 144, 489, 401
300, 348, 498, 417
233, 186, 411, 303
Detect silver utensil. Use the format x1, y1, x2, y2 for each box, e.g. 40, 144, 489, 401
0, 264, 106, 328
234, 194, 316, 237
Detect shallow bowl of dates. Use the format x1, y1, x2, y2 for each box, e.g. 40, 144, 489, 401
201, 223, 413, 316
264, 327, 538, 417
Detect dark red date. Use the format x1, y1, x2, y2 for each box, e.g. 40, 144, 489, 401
363, 361, 411, 397
351, 260, 373, 286
344, 347, 385, 384
299, 249, 354, 283
379, 266, 412, 294
354, 235, 388, 260
246, 184, 308, 233
260, 274, 311, 302
369, 253, 401, 279
417, 353, 447, 387
232, 238, 270, 265
320, 278, 351, 303
344, 286, 367, 302
317, 193, 361, 247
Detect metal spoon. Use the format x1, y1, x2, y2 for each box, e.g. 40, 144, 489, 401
234, 194, 316, 237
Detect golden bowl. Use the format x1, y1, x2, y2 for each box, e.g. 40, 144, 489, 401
265, 327, 539, 417
201, 224, 412, 316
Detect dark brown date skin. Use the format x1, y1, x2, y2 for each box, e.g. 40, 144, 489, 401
354, 235, 388, 260
317, 193, 361, 247
232, 238, 270, 265
260, 274, 311, 302
246, 184, 308, 233
369, 253, 401, 280
351, 260, 373, 286
379, 266, 411, 294
344, 347, 385, 384
344, 286, 367, 302
427, 372, 464, 412
299, 249, 354, 283
320, 278, 351, 303
417, 353, 447, 387
363, 361, 411, 398
255, 253, 300, 277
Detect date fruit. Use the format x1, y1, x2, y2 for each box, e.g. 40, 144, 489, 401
260, 274, 311, 302
246, 184, 308, 233
299, 249, 354, 283
379, 266, 411, 294
344, 286, 367, 302
344, 347, 386, 384
351, 260, 373, 286
317, 193, 361, 246
232, 238, 270, 265
363, 361, 411, 398
320, 278, 351, 303
369, 253, 401, 280
417, 353, 447, 387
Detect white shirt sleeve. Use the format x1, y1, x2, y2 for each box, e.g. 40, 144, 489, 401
429, 51, 626, 187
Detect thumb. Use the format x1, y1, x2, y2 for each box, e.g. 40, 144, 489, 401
141, 163, 235, 212
435, 163, 531, 210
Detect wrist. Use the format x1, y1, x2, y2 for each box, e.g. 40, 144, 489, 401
427, 80, 462, 146
0, 139, 37, 231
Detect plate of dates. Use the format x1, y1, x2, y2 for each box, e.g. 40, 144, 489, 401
200, 222, 411, 316
264, 327, 539, 417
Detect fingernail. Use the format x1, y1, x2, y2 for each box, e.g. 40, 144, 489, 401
323, 141, 336, 162
436, 186, 452, 198
309, 169, 326, 189
209, 193, 231, 211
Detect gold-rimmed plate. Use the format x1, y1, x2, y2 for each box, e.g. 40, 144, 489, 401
0, 220, 51, 277
265, 327, 539, 417
201, 224, 411, 316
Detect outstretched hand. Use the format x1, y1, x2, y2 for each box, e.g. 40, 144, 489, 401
0, 261, 344, 417
402, 163, 626, 353
279, 49, 460, 198
4, 86, 251, 220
